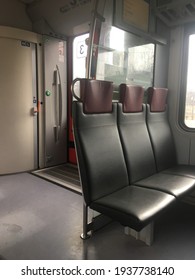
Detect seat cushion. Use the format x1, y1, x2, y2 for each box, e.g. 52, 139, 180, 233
90, 185, 175, 231
147, 87, 168, 112
79, 79, 113, 114
135, 173, 195, 198
119, 84, 144, 113
162, 164, 195, 178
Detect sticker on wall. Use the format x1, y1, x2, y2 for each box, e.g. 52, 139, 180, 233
60, 0, 92, 13
21, 41, 31, 47
59, 42, 64, 63
76, 39, 88, 58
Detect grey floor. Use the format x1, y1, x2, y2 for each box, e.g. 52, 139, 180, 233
0, 172, 195, 260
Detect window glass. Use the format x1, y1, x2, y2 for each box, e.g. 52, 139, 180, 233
184, 34, 195, 128
73, 33, 89, 79
72, 33, 89, 98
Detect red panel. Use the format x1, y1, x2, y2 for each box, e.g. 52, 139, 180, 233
69, 116, 74, 141
69, 148, 77, 165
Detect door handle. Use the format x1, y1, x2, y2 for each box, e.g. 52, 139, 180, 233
53, 65, 62, 142
56, 65, 62, 127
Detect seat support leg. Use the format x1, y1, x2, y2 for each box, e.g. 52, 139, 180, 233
124, 222, 154, 246
80, 203, 91, 240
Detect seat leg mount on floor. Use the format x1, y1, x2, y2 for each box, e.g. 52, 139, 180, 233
124, 222, 154, 246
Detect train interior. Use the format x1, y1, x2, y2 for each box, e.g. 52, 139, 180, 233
1, 0, 195, 260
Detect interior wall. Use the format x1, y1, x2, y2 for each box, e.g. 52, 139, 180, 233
168, 26, 194, 164
26, 0, 94, 37
152, 20, 195, 165
153, 19, 170, 88
0, 0, 32, 31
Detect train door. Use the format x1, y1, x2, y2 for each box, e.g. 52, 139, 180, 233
0, 36, 38, 174
43, 36, 68, 167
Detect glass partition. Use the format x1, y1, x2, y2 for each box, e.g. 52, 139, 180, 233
96, 26, 155, 91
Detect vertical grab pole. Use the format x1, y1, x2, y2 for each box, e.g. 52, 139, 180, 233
86, 0, 99, 79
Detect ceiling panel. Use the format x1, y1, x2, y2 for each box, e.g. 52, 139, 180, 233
25, 0, 94, 36
155, 0, 195, 26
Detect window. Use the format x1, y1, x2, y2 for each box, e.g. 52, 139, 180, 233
72, 33, 89, 98
184, 34, 195, 128
73, 33, 89, 80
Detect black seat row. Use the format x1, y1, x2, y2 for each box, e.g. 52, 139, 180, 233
72, 79, 195, 241
119, 85, 195, 197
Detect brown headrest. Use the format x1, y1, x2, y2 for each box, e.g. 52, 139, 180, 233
79, 79, 113, 114
119, 84, 144, 113
147, 87, 168, 112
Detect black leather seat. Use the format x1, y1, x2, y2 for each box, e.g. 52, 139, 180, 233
90, 185, 174, 231
117, 84, 157, 183
118, 84, 195, 198
72, 79, 175, 236
136, 173, 195, 198
146, 87, 195, 178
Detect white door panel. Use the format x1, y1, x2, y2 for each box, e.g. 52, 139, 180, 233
0, 37, 37, 174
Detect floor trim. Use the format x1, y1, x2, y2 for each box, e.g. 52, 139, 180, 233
32, 163, 82, 194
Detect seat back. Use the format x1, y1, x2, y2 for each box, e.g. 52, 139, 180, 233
72, 79, 129, 206
118, 84, 156, 183
146, 87, 177, 171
